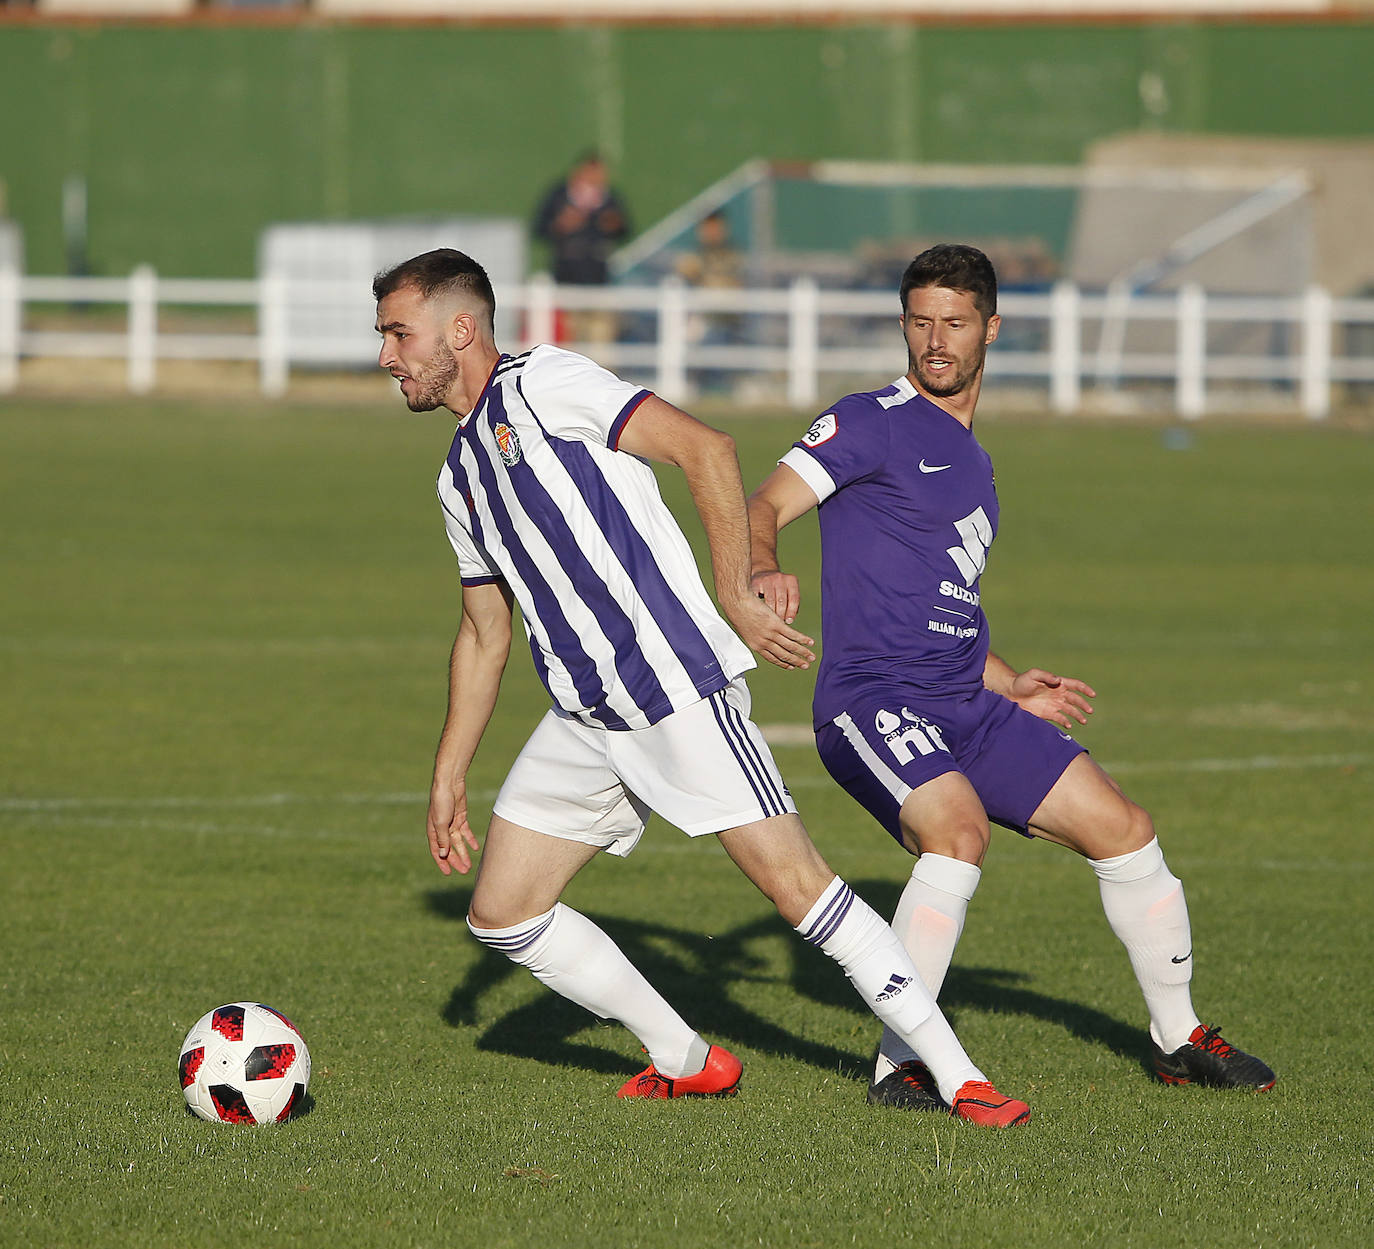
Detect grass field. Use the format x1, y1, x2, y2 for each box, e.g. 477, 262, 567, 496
1, 398, 1371, 1248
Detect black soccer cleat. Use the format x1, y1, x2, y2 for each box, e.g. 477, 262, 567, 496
867, 1059, 948, 1112
1152, 1024, 1276, 1090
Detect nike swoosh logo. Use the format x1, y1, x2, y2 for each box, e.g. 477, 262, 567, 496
1171, 950, 1192, 964
918, 460, 951, 474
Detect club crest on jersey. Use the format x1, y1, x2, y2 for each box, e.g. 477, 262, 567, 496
802, 413, 837, 446
494, 422, 522, 466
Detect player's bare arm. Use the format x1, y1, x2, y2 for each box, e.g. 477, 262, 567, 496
983, 650, 1096, 730
617, 397, 815, 669
427, 579, 515, 876
747, 463, 821, 627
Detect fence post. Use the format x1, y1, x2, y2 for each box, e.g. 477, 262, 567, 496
1176, 283, 1206, 419
258, 271, 289, 398
128, 265, 158, 394
1049, 281, 1080, 414
1300, 285, 1332, 420
0, 264, 18, 393
787, 276, 819, 409
525, 273, 557, 348
656, 276, 689, 404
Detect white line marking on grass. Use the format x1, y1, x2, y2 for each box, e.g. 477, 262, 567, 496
0, 791, 433, 812
1, 751, 1365, 816
1101, 751, 1371, 776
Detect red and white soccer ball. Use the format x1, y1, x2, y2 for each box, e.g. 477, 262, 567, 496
178, 1002, 311, 1125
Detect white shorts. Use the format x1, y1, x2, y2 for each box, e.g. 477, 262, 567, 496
492, 677, 796, 857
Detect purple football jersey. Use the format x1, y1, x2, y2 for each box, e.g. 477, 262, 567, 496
780, 376, 998, 726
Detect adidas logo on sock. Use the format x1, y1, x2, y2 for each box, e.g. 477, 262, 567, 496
876, 973, 912, 1002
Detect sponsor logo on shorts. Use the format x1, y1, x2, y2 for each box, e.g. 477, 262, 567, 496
874, 707, 949, 766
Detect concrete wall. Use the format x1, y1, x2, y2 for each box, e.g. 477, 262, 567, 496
1, 17, 1370, 276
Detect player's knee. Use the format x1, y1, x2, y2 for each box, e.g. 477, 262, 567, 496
901, 818, 989, 866
1095, 800, 1155, 857
1124, 801, 1155, 851
768, 861, 841, 927
747, 855, 838, 928
465, 905, 501, 935
466, 898, 536, 935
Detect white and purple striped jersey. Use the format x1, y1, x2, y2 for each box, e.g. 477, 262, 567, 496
436, 344, 755, 730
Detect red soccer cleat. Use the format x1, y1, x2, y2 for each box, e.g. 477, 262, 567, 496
950, 1080, 1032, 1127
616, 1044, 743, 1099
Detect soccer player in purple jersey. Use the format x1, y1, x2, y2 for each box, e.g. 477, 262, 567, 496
373, 247, 1030, 1125
748, 244, 1274, 1108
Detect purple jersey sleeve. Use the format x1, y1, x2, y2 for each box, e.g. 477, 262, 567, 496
785, 398, 891, 502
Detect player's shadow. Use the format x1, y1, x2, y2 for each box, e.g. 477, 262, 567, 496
425, 886, 866, 1078
845, 878, 1150, 1071
424, 877, 1148, 1080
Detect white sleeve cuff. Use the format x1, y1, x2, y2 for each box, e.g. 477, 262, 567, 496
780, 445, 836, 504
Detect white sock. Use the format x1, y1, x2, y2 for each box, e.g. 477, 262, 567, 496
1090, 838, 1202, 1053
795, 876, 984, 1104
875, 854, 982, 1081
467, 904, 710, 1079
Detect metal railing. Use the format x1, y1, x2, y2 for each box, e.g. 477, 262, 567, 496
2, 267, 1372, 417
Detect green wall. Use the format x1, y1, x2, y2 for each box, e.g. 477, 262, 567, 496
2, 18, 1371, 277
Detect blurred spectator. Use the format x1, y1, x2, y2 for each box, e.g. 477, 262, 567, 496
676, 211, 745, 394
531, 151, 631, 348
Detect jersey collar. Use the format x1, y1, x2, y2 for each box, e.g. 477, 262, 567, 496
456, 354, 507, 429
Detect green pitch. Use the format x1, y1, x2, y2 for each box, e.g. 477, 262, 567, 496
1, 399, 1370, 1248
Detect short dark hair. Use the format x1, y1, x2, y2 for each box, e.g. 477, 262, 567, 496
372, 249, 496, 329
899, 244, 997, 321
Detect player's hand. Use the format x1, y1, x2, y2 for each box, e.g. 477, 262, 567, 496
724, 587, 815, 670
751, 568, 803, 627
426, 776, 481, 876
1008, 668, 1096, 731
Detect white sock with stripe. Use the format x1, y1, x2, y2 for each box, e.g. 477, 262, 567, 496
874, 853, 982, 1082
467, 903, 710, 1079
1089, 837, 1202, 1053
795, 876, 984, 1104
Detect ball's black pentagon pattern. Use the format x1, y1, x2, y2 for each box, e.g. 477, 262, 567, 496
275, 1083, 307, 1123
208, 1084, 255, 1124
211, 1005, 245, 1041
244, 1043, 297, 1082
178, 1046, 204, 1089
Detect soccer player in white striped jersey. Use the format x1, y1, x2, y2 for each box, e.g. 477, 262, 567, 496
373, 247, 1029, 1125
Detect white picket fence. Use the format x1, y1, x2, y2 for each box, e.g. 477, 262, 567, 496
2, 266, 1373, 417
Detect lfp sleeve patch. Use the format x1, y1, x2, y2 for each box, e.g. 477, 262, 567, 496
803, 413, 837, 446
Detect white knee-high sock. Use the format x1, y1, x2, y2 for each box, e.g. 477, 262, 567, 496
875, 853, 982, 1081
467, 903, 710, 1079
795, 876, 984, 1104
1090, 837, 1202, 1053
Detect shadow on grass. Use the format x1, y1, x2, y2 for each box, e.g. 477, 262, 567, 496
424, 876, 1147, 1080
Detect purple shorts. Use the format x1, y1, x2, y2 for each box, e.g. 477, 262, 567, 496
814, 684, 1086, 843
